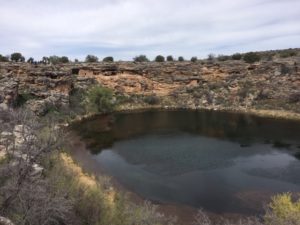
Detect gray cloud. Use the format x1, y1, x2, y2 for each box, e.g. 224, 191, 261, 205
0, 0, 299, 60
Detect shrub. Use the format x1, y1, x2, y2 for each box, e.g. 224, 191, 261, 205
0, 54, 9, 62
289, 92, 300, 103
60, 56, 69, 63
50, 154, 177, 225
42, 56, 50, 64
243, 52, 261, 63
0, 110, 70, 225
10, 52, 25, 62
74, 186, 105, 225
191, 57, 198, 62
85, 55, 99, 63
281, 64, 292, 75
232, 53, 242, 60
15, 92, 37, 107
266, 54, 274, 61
155, 55, 165, 62
192, 209, 211, 225
238, 86, 251, 99
166, 55, 174, 61
133, 55, 149, 62
48, 56, 60, 64
48, 56, 69, 64
178, 56, 184, 62
123, 201, 176, 225
69, 88, 86, 115
208, 81, 224, 90
280, 50, 298, 58
47, 155, 109, 225
207, 53, 215, 61
84, 86, 116, 114
264, 193, 300, 225
256, 89, 270, 100
144, 95, 160, 105
217, 55, 230, 61
27, 57, 34, 64
192, 209, 263, 225
103, 56, 114, 62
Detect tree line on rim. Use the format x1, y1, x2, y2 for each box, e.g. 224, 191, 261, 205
0, 49, 298, 64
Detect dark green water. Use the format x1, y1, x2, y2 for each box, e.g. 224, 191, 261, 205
72, 110, 300, 215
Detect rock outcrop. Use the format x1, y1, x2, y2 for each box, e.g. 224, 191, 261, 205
0, 74, 19, 110
0, 52, 300, 116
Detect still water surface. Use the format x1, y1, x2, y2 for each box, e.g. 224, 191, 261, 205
72, 110, 300, 215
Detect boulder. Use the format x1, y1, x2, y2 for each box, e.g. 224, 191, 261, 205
26, 93, 69, 116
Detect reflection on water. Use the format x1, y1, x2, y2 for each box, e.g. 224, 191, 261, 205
72, 110, 300, 215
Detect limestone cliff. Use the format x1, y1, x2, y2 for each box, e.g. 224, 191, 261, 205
0, 52, 299, 118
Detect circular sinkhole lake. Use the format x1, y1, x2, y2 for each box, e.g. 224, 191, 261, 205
71, 110, 300, 215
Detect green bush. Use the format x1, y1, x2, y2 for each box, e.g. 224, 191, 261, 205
84, 86, 116, 114
0, 54, 9, 62
217, 55, 230, 61
166, 55, 174, 61
48, 56, 60, 64
207, 53, 215, 61
178, 56, 184, 62
191, 57, 198, 62
10, 52, 25, 62
133, 55, 149, 62
144, 95, 160, 105
69, 88, 86, 115
60, 56, 69, 63
27, 57, 34, 63
232, 53, 242, 60
243, 52, 261, 63
155, 55, 165, 62
42, 56, 50, 64
265, 53, 274, 61
85, 55, 99, 63
103, 56, 114, 62
48, 56, 69, 64
280, 50, 297, 58
15, 92, 37, 107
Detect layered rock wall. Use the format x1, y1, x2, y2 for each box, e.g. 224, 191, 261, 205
0, 55, 300, 116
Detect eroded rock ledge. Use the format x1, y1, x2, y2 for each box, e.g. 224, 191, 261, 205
0, 57, 299, 119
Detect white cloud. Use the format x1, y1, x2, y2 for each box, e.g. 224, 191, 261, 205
0, 0, 299, 60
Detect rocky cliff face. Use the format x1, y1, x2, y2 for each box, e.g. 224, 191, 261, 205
0, 54, 300, 116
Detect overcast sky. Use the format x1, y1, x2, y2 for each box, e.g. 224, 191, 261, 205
0, 0, 299, 60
